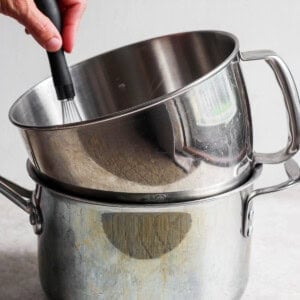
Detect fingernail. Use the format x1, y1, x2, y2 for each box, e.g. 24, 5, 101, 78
46, 37, 61, 51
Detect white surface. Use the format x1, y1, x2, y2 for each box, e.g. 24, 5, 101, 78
0, 0, 300, 298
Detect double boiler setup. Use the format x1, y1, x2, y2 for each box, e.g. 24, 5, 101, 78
1, 30, 300, 299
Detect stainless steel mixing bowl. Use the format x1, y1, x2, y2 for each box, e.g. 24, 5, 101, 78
0, 160, 299, 299
9, 31, 300, 196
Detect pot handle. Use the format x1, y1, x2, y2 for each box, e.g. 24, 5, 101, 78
0, 176, 42, 234
243, 159, 300, 237
240, 50, 300, 164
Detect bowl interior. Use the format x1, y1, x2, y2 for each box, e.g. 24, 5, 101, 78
10, 31, 236, 128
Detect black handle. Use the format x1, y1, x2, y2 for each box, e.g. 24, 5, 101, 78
34, 0, 75, 100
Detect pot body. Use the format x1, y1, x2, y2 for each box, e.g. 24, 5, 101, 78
36, 181, 254, 300
9, 31, 254, 196
2, 159, 300, 299
3, 161, 300, 299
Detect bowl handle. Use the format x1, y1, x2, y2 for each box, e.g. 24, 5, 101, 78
0, 176, 42, 234
243, 159, 300, 237
240, 50, 300, 164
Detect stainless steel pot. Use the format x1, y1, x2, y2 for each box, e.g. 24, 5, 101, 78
0, 160, 299, 299
9, 31, 300, 196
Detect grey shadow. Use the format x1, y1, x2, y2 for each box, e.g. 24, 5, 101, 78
0, 252, 46, 300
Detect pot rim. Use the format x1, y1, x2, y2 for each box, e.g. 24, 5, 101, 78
28, 162, 262, 207
9, 30, 240, 131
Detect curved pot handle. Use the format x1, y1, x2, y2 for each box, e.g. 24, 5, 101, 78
0, 177, 42, 234
240, 50, 300, 164
243, 159, 300, 237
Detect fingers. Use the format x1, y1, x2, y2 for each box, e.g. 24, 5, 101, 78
0, 0, 86, 52
21, 1, 63, 52
59, 0, 86, 52
0, 0, 62, 52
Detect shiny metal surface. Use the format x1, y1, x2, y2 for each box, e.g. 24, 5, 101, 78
0, 162, 299, 299
37, 186, 250, 300
0, 166, 259, 300
9, 31, 300, 195
243, 159, 300, 237
26, 159, 250, 203
0, 176, 42, 234
240, 51, 300, 163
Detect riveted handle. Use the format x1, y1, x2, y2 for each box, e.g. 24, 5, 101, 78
240, 50, 300, 164
34, 0, 75, 100
243, 159, 300, 237
0, 176, 32, 213
0, 176, 43, 234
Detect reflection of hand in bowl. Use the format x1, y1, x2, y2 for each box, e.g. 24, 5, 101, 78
101, 213, 192, 259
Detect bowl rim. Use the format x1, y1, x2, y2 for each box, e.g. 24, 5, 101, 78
9, 30, 240, 131
27, 160, 262, 207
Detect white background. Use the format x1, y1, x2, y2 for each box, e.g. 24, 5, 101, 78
0, 0, 300, 299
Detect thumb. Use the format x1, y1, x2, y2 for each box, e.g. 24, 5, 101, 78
19, 1, 62, 52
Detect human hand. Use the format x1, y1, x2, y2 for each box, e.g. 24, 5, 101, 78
0, 0, 86, 52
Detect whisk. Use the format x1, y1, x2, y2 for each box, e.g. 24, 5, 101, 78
61, 99, 82, 124
34, 0, 82, 124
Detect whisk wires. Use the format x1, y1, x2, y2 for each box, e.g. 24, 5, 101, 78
61, 99, 82, 124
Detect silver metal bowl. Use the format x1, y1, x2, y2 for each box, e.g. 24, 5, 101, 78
9, 31, 300, 196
